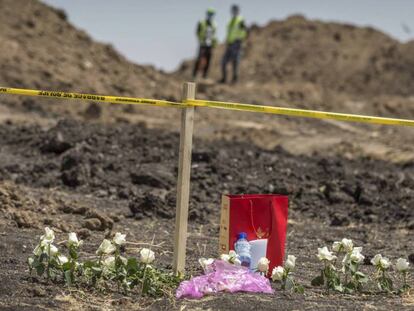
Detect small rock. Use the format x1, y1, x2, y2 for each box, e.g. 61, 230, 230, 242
84, 218, 102, 231
61, 165, 90, 187
364, 255, 373, 265
129, 193, 172, 219
40, 132, 72, 154
30, 287, 46, 297
111, 214, 121, 222
77, 228, 91, 239
43, 218, 53, 225
13, 211, 37, 228
95, 190, 108, 197
192, 151, 212, 163
58, 223, 70, 232
130, 165, 174, 189
61, 205, 89, 215
85, 210, 114, 230
84, 103, 102, 119
330, 214, 350, 227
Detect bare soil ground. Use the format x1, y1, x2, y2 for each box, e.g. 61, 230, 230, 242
0, 120, 413, 310
1, 1, 414, 310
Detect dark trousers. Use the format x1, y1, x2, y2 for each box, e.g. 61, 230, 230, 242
193, 46, 213, 78
221, 41, 242, 82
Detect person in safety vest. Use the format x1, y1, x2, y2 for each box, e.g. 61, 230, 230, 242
220, 4, 247, 84
192, 8, 218, 79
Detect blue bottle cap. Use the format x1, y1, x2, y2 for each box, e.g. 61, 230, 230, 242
237, 232, 247, 239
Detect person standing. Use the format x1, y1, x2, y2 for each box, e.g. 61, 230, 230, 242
220, 5, 247, 84
192, 8, 217, 79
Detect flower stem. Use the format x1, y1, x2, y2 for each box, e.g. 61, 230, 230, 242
47, 244, 51, 281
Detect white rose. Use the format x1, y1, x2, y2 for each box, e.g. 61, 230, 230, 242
140, 248, 155, 264
371, 254, 391, 269
271, 266, 285, 281
220, 254, 230, 262
113, 232, 126, 246
317, 247, 337, 262
28, 257, 34, 267
102, 256, 115, 275
96, 239, 116, 255
332, 241, 342, 253
57, 254, 68, 265
371, 254, 382, 266
349, 247, 364, 264
257, 257, 270, 273
199, 258, 214, 270
285, 255, 296, 270
233, 258, 242, 266
68, 232, 82, 248
103, 256, 115, 268
49, 244, 58, 256
33, 245, 42, 256
341, 238, 353, 252
396, 258, 410, 272
228, 250, 237, 258
380, 257, 391, 270
120, 256, 127, 265
40, 227, 55, 244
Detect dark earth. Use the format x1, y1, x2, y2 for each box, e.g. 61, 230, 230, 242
0, 119, 413, 310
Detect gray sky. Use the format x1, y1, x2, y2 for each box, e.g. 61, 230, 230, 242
42, 0, 414, 72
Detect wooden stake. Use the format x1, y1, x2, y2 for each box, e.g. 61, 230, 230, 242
173, 82, 196, 273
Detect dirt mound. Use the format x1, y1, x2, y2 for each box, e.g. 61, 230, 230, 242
179, 15, 414, 98
0, 0, 179, 116
0, 119, 413, 228
2, 1, 414, 168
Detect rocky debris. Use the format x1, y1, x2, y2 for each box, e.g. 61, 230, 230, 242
330, 214, 350, 227
12, 211, 39, 228
83, 218, 102, 231
129, 193, 173, 219
77, 228, 91, 240
409, 253, 414, 264
1, 120, 414, 227
84, 209, 114, 231
40, 132, 72, 154
29, 287, 47, 297
60, 204, 89, 215
130, 171, 173, 189
83, 102, 103, 119
61, 165, 91, 188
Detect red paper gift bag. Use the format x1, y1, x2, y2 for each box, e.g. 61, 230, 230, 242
219, 194, 289, 274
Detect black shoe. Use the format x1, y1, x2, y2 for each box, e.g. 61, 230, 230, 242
231, 77, 238, 84
219, 78, 226, 84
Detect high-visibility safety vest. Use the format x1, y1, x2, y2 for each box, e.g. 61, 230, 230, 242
226, 16, 247, 44
197, 20, 217, 47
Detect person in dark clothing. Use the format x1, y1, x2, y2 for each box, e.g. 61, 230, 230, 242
193, 8, 217, 79
220, 5, 247, 84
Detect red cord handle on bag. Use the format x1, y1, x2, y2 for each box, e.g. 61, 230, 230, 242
249, 200, 273, 239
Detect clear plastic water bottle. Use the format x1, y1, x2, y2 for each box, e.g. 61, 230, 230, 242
234, 232, 251, 268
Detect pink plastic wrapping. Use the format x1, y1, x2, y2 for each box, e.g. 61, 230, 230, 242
176, 260, 274, 299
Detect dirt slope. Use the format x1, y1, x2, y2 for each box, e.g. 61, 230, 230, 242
0, 0, 179, 117
1, 1, 414, 163
179, 15, 414, 98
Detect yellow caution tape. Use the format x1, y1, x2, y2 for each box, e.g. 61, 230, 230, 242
1, 86, 414, 127
186, 99, 414, 127
0, 87, 181, 108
